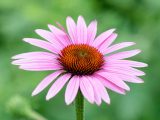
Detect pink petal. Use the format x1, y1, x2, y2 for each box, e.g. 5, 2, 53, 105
104, 60, 148, 68
46, 73, 71, 100
65, 76, 80, 105
93, 74, 126, 94
93, 77, 110, 104
117, 60, 148, 68
66, 16, 77, 44
12, 59, 57, 65
48, 24, 71, 46
23, 38, 59, 53
77, 16, 87, 44
80, 76, 94, 104
12, 57, 60, 66
104, 42, 136, 54
87, 20, 97, 44
92, 29, 115, 48
103, 66, 145, 76
20, 67, 59, 71
32, 70, 63, 96
12, 52, 57, 59
105, 49, 141, 60
87, 76, 101, 105
48, 24, 65, 35
19, 63, 61, 71
117, 74, 144, 83
35, 29, 64, 48
96, 71, 130, 91
98, 33, 118, 53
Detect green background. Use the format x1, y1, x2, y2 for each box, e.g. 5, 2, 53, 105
0, 0, 159, 120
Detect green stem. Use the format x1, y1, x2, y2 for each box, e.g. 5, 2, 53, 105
75, 91, 84, 120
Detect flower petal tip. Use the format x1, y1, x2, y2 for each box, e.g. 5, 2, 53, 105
34, 29, 42, 34
66, 16, 73, 20
96, 103, 101, 106
93, 19, 97, 22
107, 101, 111, 105
98, 104, 101, 106
126, 87, 130, 91
86, 98, 94, 104
144, 63, 148, 67
11, 55, 17, 59
11, 61, 16, 65
47, 24, 53, 28
78, 15, 84, 19
104, 99, 110, 104
22, 38, 28, 42
139, 81, 144, 83
47, 24, 51, 28
137, 79, 144, 83
46, 96, 51, 101
137, 49, 142, 53
110, 28, 116, 32
65, 101, 71, 105
19, 66, 24, 69
31, 92, 36, 96
90, 100, 95, 104
130, 42, 136, 45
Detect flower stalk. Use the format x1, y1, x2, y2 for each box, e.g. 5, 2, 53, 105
75, 91, 84, 120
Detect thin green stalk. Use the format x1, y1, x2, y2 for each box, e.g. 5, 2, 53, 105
75, 91, 84, 120
26, 109, 47, 120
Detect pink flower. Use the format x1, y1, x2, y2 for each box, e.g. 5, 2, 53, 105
12, 16, 147, 105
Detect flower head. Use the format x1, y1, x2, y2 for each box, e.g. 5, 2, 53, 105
12, 16, 147, 105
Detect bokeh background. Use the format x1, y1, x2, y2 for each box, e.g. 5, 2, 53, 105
0, 0, 159, 120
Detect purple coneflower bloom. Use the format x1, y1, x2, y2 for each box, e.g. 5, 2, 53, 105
12, 16, 147, 105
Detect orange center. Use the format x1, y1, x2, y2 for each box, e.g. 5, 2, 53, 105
58, 44, 104, 75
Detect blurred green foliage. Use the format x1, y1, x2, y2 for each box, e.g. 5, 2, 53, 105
0, 0, 159, 120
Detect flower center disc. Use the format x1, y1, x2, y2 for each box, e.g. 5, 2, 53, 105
58, 44, 104, 75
